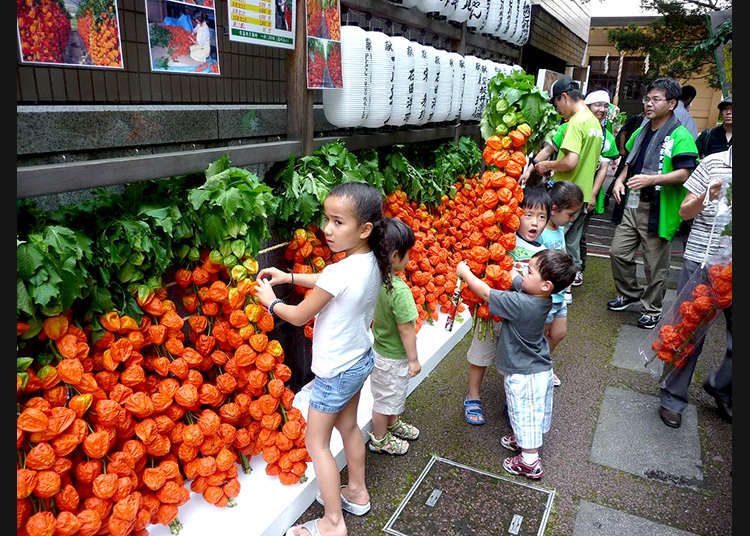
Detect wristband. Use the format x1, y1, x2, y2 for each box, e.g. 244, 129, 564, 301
268, 298, 283, 317
290, 272, 294, 287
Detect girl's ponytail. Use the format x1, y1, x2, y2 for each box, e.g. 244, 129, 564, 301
369, 219, 393, 292
370, 217, 416, 293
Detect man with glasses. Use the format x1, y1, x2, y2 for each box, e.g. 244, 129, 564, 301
607, 78, 699, 329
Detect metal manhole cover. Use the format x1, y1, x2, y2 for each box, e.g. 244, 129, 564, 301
383, 456, 555, 536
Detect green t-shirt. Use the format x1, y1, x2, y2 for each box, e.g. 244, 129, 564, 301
625, 124, 698, 240
552, 122, 618, 159
372, 275, 418, 359
552, 108, 604, 203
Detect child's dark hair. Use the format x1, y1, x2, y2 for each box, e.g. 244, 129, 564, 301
546, 181, 583, 211
325, 182, 390, 289
520, 186, 552, 221
532, 249, 577, 294
378, 218, 415, 292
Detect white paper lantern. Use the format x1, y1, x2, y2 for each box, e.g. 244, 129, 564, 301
448, 53, 465, 121
460, 55, 481, 120
406, 42, 429, 125
507, 0, 521, 44
397, 0, 420, 7
466, 0, 488, 31
438, 0, 457, 19
432, 49, 453, 122
473, 60, 491, 120
495, 0, 512, 42
386, 36, 416, 127
487, 0, 505, 38
449, 0, 471, 23
323, 26, 371, 128
417, 0, 444, 13
516, 0, 531, 45
479, 0, 500, 34
361, 32, 395, 128
423, 46, 441, 122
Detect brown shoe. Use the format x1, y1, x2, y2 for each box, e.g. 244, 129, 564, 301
659, 407, 681, 428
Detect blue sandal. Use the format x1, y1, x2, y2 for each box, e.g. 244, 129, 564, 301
463, 398, 486, 425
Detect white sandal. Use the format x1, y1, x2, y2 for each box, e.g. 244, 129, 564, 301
286, 517, 322, 536
315, 485, 371, 516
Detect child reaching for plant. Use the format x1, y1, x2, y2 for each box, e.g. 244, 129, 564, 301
463, 187, 551, 426
368, 218, 422, 456
456, 248, 577, 479
255, 182, 391, 536
539, 181, 584, 387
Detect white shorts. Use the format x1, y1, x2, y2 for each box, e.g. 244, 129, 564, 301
370, 351, 410, 415
504, 370, 554, 449
466, 320, 502, 367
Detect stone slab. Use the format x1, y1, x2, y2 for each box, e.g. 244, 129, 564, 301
590, 386, 703, 489
573, 500, 698, 536
612, 289, 675, 373
18, 104, 336, 155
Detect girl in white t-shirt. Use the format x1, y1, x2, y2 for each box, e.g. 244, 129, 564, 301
256, 182, 389, 536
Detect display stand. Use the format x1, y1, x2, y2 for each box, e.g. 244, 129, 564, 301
148, 309, 472, 536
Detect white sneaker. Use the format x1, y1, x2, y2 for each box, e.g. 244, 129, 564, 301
564, 289, 573, 305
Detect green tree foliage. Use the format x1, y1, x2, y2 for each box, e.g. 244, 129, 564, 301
608, 0, 732, 88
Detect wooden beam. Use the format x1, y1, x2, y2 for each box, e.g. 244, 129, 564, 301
312, 123, 480, 152
17, 140, 302, 197
341, 0, 462, 41
286, 0, 313, 155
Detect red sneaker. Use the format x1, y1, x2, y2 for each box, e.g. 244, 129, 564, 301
502, 454, 543, 480
500, 435, 520, 451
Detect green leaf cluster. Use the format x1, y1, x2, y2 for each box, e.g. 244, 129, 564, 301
189, 155, 280, 257
269, 141, 385, 234
480, 70, 561, 155
17, 226, 98, 337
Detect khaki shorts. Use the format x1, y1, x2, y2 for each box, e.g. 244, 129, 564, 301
466, 320, 502, 367
371, 350, 411, 415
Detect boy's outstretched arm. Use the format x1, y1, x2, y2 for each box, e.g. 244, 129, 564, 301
456, 261, 490, 303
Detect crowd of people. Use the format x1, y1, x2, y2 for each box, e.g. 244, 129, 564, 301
248, 76, 731, 536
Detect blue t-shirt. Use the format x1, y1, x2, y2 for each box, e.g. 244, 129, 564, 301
539, 226, 566, 304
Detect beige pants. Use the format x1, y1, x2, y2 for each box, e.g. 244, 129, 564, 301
610, 201, 672, 315
466, 320, 502, 367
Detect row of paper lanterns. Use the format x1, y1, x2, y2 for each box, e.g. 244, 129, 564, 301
323, 26, 522, 128
396, 0, 532, 46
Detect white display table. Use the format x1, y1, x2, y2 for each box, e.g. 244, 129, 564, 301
149, 310, 472, 536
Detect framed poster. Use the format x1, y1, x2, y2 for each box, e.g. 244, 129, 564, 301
227, 0, 295, 49
145, 0, 220, 75
306, 0, 341, 89
17, 0, 124, 68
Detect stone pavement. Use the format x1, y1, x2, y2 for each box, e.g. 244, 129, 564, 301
290, 258, 732, 536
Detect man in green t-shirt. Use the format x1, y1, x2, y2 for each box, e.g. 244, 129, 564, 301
531, 77, 603, 287
607, 78, 698, 333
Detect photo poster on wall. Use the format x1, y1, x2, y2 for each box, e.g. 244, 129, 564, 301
306, 0, 342, 89
227, 0, 295, 50
145, 0, 220, 75
17, 0, 124, 68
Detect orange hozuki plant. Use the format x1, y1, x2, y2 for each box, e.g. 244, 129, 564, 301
17, 250, 310, 536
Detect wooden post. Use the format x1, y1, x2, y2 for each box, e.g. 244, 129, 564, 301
286, 0, 314, 155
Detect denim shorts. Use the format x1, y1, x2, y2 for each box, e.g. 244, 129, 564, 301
545, 301, 568, 324
309, 348, 375, 414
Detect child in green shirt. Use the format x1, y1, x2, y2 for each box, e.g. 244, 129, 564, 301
368, 218, 422, 455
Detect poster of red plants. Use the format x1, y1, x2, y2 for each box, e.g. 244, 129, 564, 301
17, 0, 124, 68
305, 0, 342, 89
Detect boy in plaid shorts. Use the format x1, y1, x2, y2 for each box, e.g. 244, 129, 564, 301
456, 248, 577, 479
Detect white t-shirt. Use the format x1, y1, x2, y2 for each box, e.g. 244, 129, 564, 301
683, 149, 732, 264
312, 251, 381, 378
